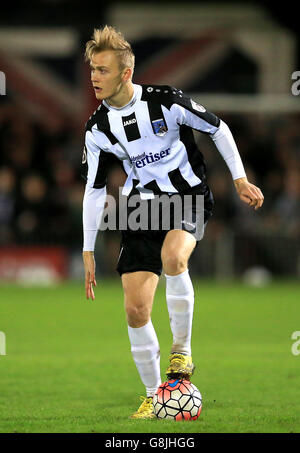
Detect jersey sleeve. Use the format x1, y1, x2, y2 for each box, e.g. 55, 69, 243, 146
169, 87, 246, 180
210, 119, 246, 180
81, 130, 116, 189
82, 185, 107, 251
169, 87, 220, 134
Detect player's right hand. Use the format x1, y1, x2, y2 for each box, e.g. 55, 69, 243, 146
233, 177, 264, 211
82, 251, 97, 300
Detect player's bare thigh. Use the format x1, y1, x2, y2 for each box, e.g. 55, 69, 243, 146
122, 271, 159, 328
161, 230, 196, 276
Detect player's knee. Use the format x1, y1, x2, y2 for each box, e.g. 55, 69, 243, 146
126, 301, 150, 328
162, 251, 187, 275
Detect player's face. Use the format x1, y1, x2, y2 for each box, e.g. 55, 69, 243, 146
90, 51, 125, 101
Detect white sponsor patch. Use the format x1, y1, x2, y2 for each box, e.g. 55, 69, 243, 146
191, 99, 206, 113
123, 118, 137, 126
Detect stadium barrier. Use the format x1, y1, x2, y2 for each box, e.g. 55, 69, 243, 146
0, 246, 68, 284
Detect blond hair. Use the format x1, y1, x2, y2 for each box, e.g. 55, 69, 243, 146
85, 25, 135, 71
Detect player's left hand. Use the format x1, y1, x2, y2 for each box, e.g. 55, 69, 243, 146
233, 177, 264, 210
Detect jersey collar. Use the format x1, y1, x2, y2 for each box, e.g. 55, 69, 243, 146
102, 84, 142, 113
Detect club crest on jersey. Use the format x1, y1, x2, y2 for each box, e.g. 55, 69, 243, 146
152, 118, 168, 137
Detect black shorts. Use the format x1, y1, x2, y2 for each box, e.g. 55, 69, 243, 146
116, 183, 214, 277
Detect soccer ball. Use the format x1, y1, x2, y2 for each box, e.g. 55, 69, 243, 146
153, 379, 202, 420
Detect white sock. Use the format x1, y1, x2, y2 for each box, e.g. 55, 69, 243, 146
165, 269, 194, 356
128, 321, 161, 397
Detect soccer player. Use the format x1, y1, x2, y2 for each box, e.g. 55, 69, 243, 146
81, 26, 264, 419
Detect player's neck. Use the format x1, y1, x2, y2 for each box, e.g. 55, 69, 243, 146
106, 82, 135, 109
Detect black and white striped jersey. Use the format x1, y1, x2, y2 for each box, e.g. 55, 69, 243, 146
81, 83, 244, 199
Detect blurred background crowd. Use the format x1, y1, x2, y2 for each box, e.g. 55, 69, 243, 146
0, 0, 299, 280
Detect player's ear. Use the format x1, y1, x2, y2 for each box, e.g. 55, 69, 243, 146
122, 67, 132, 82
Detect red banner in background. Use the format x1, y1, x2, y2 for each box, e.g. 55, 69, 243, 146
0, 247, 68, 285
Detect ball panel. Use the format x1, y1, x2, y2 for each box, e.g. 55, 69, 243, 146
153, 401, 163, 417
182, 411, 192, 420
165, 413, 177, 420
182, 397, 194, 412
166, 398, 180, 410
192, 406, 202, 420
163, 389, 171, 403
154, 390, 164, 405
190, 404, 198, 417
179, 394, 191, 409
170, 389, 182, 401
191, 388, 202, 400
165, 405, 180, 417
179, 382, 192, 395
157, 406, 167, 418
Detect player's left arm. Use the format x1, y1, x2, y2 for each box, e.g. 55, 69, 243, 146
171, 89, 264, 210
81, 130, 108, 300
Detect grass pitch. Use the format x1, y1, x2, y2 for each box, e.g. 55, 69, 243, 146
0, 278, 299, 433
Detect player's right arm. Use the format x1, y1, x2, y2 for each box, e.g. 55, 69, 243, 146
81, 130, 108, 300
